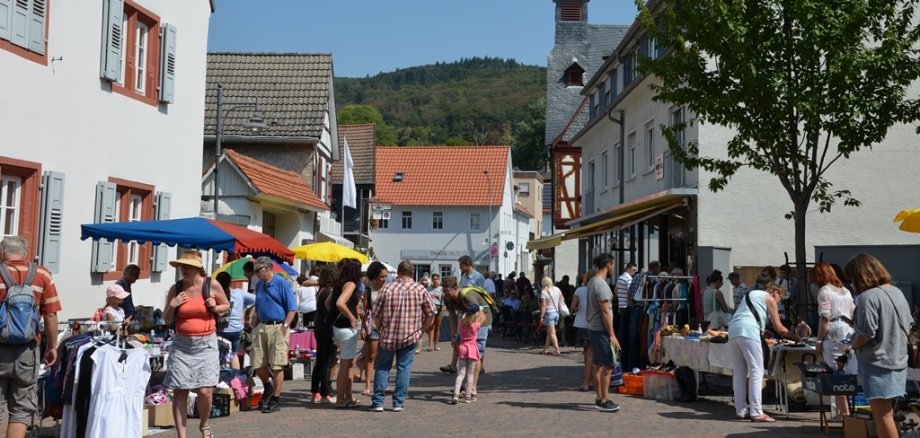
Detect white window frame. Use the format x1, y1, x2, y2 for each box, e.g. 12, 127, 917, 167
0, 176, 22, 239
645, 120, 656, 171
519, 182, 530, 195
587, 160, 595, 193
432, 211, 443, 230
613, 142, 621, 184
627, 131, 637, 177
401, 211, 412, 229
439, 264, 452, 280
134, 22, 149, 94
470, 212, 481, 231
602, 151, 609, 189
127, 194, 142, 265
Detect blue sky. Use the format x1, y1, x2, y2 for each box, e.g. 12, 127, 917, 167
208, 0, 639, 78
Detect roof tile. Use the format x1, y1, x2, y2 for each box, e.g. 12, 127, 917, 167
375, 146, 509, 206
225, 149, 329, 211
332, 124, 376, 185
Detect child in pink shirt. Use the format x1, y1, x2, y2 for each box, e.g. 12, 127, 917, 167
452, 303, 484, 404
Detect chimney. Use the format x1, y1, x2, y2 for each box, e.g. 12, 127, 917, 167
554, 0, 588, 23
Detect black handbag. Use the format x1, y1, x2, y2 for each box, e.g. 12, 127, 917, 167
200, 279, 231, 331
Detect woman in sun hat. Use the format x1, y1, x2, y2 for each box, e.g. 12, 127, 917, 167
163, 250, 230, 438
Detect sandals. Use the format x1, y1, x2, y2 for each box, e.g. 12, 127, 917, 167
200, 425, 214, 438
750, 414, 776, 423
361, 389, 373, 396
334, 399, 361, 409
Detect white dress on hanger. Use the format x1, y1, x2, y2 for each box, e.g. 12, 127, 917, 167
85, 345, 151, 438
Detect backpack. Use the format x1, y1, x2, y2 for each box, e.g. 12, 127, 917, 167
0, 263, 40, 345
460, 285, 500, 315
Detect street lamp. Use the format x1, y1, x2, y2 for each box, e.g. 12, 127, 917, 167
213, 83, 268, 220
484, 169, 493, 273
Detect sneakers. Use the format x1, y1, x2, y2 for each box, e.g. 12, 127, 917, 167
258, 383, 273, 410
440, 364, 457, 373
323, 395, 337, 404
464, 398, 472, 404
261, 396, 281, 413
312, 393, 321, 404
370, 405, 384, 412
595, 399, 620, 412
393, 406, 404, 412
450, 397, 459, 405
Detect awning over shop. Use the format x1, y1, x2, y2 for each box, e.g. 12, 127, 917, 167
526, 234, 564, 251
562, 193, 691, 241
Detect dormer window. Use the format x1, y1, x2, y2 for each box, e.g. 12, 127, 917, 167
564, 63, 585, 87
393, 172, 404, 183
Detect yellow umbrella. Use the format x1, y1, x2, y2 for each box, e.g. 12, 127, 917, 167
894, 209, 920, 232
291, 241, 369, 264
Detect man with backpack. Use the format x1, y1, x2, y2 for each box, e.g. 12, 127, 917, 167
0, 236, 61, 438
439, 267, 495, 396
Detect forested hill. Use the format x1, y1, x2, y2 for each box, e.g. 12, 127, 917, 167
335, 57, 547, 170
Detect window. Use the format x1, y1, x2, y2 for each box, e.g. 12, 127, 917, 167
379, 214, 389, 229
432, 211, 443, 230
134, 22, 148, 94
609, 70, 618, 97
672, 107, 685, 147
0, 0, 48, 63
602, 152, 609, 188
439, 264, 452, 279
589, 95, 596, 119
0, 176, 22, 238
598, 82, 607, 113
263, 211, 276, 238
623, 54, 635, 86
393, 172, 404, 183
402, 211, 412, 229
646, 121, 656, 170
109, 177, 153, 280
110, 1, 161, 106
587, 161, 595, 193
564, 63, 584, 87
126, 194, 142, 265
519, 182, 530, 195
627, 132, 637, 176
470, 212, 481, 231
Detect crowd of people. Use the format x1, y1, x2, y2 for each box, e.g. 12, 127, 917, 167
0, 231, 915, 437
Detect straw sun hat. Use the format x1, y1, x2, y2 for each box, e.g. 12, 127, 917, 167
169, 250, 204, 270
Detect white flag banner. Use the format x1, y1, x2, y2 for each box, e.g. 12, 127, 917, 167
342, 137, 357, 209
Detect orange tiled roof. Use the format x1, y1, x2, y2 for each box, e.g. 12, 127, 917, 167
514, 202, 534, 219
375, 146, 509, 206
225, 149, 329, 211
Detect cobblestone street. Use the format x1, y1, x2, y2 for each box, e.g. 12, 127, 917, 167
151, 337, 827, 438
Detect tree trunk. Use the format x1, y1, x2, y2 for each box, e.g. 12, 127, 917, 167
793, 198, 810, 326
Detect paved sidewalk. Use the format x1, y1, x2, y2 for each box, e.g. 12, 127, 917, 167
152, 338, 828, 438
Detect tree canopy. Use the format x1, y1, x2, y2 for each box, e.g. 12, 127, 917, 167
638, 0, 920, 316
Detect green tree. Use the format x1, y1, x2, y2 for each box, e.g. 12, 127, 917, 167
512, 98, 547, 171
638, 0, 920, 316
337, 104, 398, 145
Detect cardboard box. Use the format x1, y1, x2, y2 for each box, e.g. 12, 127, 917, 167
142, 406, 149, 435
147, 402, 174, 427
844, 415, 878, 438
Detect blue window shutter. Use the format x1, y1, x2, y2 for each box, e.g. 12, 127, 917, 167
151, 191, 171, 272
27, 0, 44, 54
0, 0, 12, 41
158, 24, 177, 103
38, 171, 64, 273
99, 0, 124, 81
10, 0, 27, 48
91, 181, 117, 273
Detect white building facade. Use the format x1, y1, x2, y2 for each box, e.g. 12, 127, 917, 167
0, 0, 213, 319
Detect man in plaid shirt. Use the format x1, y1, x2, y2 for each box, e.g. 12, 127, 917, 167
369, 260, 436, 412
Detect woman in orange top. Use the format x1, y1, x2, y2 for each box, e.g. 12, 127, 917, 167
163, 250, 229, 438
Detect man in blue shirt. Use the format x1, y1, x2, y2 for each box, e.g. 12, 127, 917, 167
249, 256, 298, 413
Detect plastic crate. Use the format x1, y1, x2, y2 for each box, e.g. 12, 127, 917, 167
641, 370, 678, 401
618, 374, 644, 396
189, 393, 231, 418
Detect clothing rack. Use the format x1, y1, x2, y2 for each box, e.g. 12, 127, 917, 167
633, 275, 694, 302
634, 275, 695, 327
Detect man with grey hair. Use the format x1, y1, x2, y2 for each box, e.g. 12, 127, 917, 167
248, 256, 297, 413
0, 236, 61, 437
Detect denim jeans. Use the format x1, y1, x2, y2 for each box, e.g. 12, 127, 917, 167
372, 342, 417, 408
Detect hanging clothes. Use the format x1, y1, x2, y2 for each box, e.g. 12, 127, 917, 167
86, 345, 151, 438
60, 342, 96, 438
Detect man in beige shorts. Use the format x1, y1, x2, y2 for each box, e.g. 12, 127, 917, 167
248, 257, 297, 413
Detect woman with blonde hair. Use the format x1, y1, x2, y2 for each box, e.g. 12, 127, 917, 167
163, 250, 230, 438
846, 253, 911, 438
539, 276, 563, 356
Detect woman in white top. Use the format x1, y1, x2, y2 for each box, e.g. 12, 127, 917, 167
812, 262, 856, 421
570, 272, 593, 391
539, 276, 563, 356
728, 278, 796, 423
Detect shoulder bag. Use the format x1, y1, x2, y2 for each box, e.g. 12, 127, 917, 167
556, 289, 571, 318
880, 289, 920, 368
744, 291, 771, 370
